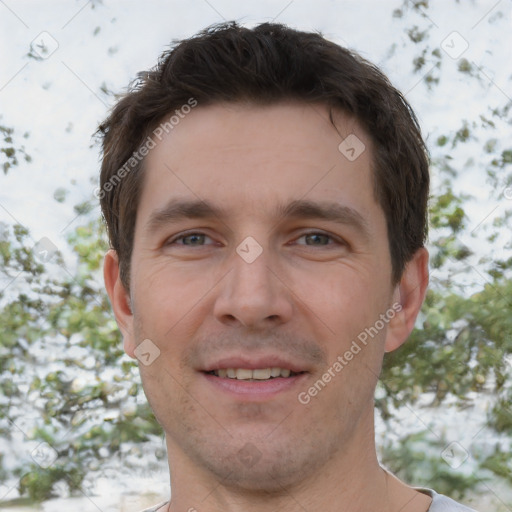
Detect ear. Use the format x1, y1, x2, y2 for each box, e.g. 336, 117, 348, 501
384, 247, 429, 353
103, 249, 137, 358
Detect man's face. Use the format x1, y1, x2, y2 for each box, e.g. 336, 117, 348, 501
118, 102, 402, 490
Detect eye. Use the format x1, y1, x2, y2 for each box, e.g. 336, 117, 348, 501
166, 232, 215, 247
293, 231, 343, 247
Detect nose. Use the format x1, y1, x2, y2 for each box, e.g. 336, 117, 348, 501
213, 242, 294, 329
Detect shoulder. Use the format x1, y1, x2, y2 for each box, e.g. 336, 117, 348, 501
137, 502, 169, 512
417, 488, 479, 512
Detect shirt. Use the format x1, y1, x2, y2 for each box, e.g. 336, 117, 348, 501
138, 489, 479, 511
419, 488, 479, 511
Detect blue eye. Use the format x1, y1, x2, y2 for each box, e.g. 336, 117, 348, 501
298, 233, 332, 245
295, 232, 341, 247
169, 232, 213, 246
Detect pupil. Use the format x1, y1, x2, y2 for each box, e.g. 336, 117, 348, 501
307, 234, 328, 245
185, 234, 203, 245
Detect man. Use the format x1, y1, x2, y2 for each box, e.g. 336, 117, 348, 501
99, 22, 478, 512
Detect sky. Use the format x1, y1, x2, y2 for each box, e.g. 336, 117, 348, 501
1, 0, 512, 509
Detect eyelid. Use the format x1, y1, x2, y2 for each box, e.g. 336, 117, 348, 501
291, 230, 346, 246
166, 230, 217, 246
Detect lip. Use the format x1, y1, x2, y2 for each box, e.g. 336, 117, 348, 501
201, 371, 309, 401
201, 355, 309, 373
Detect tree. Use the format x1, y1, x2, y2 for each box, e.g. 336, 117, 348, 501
0, 118, 31, 175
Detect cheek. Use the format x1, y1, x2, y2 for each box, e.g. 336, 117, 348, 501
293, 262, 387, 330
138, 358, 197, 431
295, 264, 390, 378
131, 257, 219, 330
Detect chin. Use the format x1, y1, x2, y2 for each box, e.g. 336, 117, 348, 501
196, 434, 331, 493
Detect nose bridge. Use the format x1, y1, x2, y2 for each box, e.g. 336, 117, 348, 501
213, 237, 292, 327
234, 239, 273, 295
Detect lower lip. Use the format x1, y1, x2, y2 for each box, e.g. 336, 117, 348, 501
201, 372, 308, 401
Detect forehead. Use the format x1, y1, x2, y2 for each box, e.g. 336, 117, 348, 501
137, 102, 379, 226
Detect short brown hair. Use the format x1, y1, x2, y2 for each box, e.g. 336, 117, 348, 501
97, 21, 429, 289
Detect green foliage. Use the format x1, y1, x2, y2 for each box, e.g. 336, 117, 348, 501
18, 465, 85, 502
0, 215, 163, 502
0, 119, 31, 174
481, 449, 512, 485
380, 432, 483, 498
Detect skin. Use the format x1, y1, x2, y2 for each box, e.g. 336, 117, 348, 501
104, 102, 431, 512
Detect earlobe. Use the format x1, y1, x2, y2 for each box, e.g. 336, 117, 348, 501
384, 247, 429, 353
103, 249, 137, 359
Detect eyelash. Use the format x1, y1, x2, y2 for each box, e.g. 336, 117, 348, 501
166, 230, 344, 248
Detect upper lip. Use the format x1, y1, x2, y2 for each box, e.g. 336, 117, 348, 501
202, 355, 309, 373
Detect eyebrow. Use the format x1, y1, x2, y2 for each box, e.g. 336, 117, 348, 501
145, 198, 370, 239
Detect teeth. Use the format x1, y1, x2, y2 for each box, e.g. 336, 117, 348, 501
211, 367, 298, 380
236, 368, 253, 380
252, 368, 271, 380
270, 367, 281, 377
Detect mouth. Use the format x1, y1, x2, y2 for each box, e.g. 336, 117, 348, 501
204, 367, 306, 380
200, 359, 309, 400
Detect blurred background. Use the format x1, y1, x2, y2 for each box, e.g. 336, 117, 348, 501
0, 0, 511, 510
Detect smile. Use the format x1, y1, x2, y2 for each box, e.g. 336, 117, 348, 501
206, 367, 304, 380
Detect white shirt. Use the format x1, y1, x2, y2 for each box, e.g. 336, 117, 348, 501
418, 488, 479, 511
